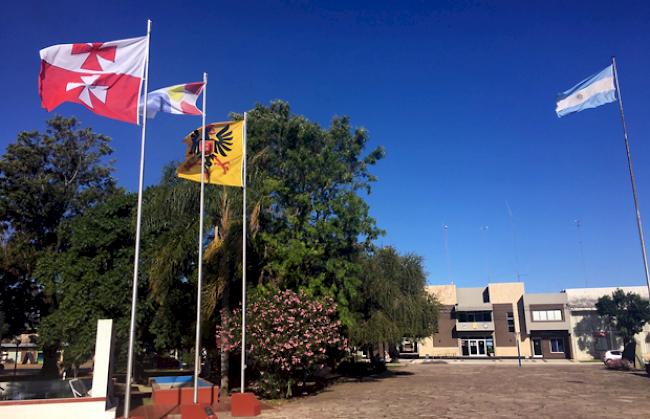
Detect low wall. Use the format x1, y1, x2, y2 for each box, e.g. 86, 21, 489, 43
419, 346, 459, 357
0, 396, 115, 419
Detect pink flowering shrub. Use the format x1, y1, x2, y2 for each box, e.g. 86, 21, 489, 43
216, 289, 348, 398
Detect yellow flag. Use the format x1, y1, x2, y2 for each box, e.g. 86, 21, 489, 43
177, 120, 244, 187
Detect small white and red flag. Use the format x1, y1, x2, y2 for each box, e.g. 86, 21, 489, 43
39, 36, 147, 124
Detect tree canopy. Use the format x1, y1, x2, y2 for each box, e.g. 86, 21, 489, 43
0, 116, 115, 375
596, 289, 650, 344
350, 247, 439, 348
0, 103, 439, 385
35, 192, 136, 368
246, 101, 385, 325
0, 116, 115, 249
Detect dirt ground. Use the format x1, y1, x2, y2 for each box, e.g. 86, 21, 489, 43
219, 363, 650, 419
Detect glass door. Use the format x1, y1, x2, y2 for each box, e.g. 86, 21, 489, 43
466, 339, 487, 356
469, 340, 478, 356
477, 340, 486, 356
533, 338, 543, 357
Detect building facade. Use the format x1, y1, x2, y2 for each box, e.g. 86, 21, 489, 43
419, 282, 572, 359
521, 293, 571, 359
564, 286, 650, 363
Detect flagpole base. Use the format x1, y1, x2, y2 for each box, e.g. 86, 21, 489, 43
230, 392, 261, 417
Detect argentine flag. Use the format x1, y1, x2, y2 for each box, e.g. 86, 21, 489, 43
555, 65, 616, 118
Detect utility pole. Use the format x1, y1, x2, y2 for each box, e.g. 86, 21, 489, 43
574, 219, 588, 287
506, 201, 522, 281
481, 225, 491, 282
443, 224, 452, 284
515, 332, 522, 368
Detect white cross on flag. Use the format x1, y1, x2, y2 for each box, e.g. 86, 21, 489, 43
39, 36, 147, 124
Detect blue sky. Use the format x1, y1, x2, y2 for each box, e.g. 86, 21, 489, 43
2, 0, 650, 292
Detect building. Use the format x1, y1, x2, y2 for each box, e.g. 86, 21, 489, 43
418, 282, 571, 359
420, 283, 534, 358
521, 292, 571, 359
564, 286, 650, 362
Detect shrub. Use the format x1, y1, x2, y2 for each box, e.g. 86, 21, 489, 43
216, 289, 347, 398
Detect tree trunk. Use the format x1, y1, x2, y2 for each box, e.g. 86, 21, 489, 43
219, 280, 230, 399
220, 349, 229, 398
40, 343, 60, 378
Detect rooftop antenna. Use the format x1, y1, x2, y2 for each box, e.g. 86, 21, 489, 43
574, 219, 588, 287
481, 225, 491, 282
443, 224, 453, 284
505, 201, 522, 281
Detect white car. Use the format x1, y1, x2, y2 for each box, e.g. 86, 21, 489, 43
603, 350, 622, 360
603, 350, 624, 368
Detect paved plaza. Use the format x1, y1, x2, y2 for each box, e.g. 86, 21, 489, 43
220, 362, 650, 419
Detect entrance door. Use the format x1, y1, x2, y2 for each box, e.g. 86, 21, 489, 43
467, 339, 487, 356
469, 340, 478, 356
477, 340, 486, 356
532, 338, 543, 357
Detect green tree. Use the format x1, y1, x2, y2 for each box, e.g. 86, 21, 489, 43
245, 101, 384, 325
35, 192, 137, 372
143, 160, 261, 392
141, 164, 206, 355
141, 100, 385, 390
0, 116, 115, 376
596, 289, 650, 345
350, 247, 439, 358
0, 116, 115, 248
1, 238, 41, 340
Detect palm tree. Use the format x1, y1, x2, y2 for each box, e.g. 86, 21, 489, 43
143, 130, 267, 394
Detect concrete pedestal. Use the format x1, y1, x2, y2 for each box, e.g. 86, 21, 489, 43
230, 393, 260, 417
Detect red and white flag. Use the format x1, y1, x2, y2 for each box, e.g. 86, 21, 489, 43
39, 36, 147, 124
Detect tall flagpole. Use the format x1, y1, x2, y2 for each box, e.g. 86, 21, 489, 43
611, 56, 650, 299
240, 112, 248, 393
193, 71, 208, 404
124, 19, 152, 418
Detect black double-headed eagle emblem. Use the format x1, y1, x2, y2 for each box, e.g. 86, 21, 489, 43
183, 124, 233, 175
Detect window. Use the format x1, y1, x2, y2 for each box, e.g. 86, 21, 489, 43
458, 311, 492, 322
550, 338, 565, 353
506, 312, 515, 332
532, 309, 562, 322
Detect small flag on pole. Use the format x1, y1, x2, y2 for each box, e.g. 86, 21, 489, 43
39, 36, 147, 124
177, 121, 244, 187
140, 82, 204, 118
555, 65, 616, 117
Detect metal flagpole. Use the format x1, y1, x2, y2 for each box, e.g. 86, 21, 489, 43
193, 72, 208, 404
240, 112, 248, 393
612, 56, 650, 298
124, 18, 152, 418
